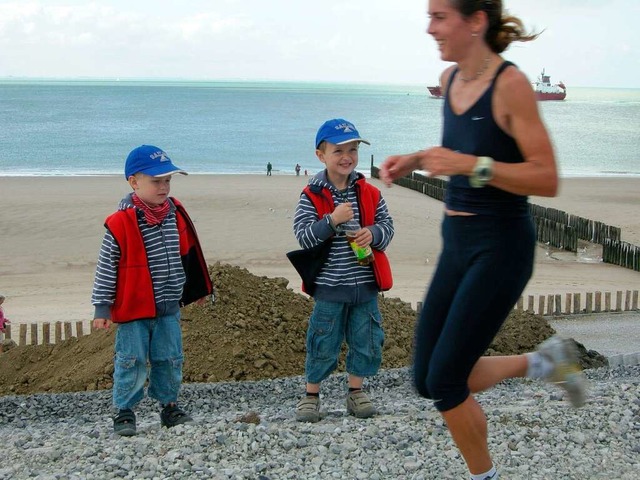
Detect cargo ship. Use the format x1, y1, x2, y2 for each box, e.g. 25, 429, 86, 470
532, 68, 566, 101
429, 68, 567, 101
427, 85, 443, 98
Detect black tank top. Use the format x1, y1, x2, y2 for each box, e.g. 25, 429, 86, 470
443, 61, 529, 217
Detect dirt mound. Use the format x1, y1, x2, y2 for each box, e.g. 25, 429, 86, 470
0, 263, 606, 397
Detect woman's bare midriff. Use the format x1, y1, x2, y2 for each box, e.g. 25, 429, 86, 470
445, 209, 476, 216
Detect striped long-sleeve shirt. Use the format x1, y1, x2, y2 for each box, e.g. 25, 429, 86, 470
91, 194, 186, 320
293, 171, 394, 303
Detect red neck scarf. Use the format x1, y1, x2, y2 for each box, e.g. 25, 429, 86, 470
132, 194, 171, 226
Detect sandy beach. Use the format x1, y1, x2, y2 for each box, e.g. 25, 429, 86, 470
0, 174, 638, 327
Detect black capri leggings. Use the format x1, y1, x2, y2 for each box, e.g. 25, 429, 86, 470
413, 214, 535, 412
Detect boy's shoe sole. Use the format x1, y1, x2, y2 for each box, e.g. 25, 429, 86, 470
296, 395, 320, 422
160, 405, 194, 428
113, 409, 136, 436
346, 391, 376, 419
538, 336, 587, 408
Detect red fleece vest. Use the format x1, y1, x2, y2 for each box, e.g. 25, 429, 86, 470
304, 179, 393, 291
105, 198, 212, 323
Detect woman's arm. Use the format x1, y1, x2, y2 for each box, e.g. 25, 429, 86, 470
488, 66, 559, 197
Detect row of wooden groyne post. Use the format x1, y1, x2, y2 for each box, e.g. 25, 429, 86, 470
371, 166, 640, 272
3, 289, 639, 347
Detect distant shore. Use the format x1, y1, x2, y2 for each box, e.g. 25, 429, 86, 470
0, 175, 638, 328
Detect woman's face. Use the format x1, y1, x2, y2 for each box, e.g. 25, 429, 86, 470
427, 0, 474, 63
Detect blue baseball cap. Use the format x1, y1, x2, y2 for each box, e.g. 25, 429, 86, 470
315, 119, 370, 149
124, 145, 188, 179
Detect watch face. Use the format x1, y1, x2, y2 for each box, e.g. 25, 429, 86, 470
478, 167, 491, 180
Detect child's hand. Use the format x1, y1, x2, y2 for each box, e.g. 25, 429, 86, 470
93, 318, 112, 330
331, 202, 354, 225
0, 317, 9, 333
349, 227, 373, 247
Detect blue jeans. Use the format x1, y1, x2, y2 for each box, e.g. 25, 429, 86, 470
112, 312, 183, 410
305, 298, 384, 384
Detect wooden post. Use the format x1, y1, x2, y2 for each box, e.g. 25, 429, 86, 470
19, 323, 27, 346
43, 323, 51, 345
76, 321, 84, 338
538, 296, 545, 315
31, 323, 38, 346
625, 290, 631, 312
416, 302, 422, 315
585, 292, 593, 314
616, 290, 623, 311
527, 295, 534, 313
64, 322, 72, 341
633, 290, 639, 311
546, 295, 554, 315
604, 292, 611, 312
594, 291, 602, 313
4, 324, 10, 340
516, 297, 523, 311
573, 293, 581, 314
55, 322, 62, 344
555, 294, 562, 315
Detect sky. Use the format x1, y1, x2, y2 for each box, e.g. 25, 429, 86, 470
0, 0, 638, 88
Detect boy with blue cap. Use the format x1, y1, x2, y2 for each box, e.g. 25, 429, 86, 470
292, 119, 395, 422
92, 145, 213, 436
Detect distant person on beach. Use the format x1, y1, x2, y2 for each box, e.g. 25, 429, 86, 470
380, 2, 586, 479
267, 162, 272, 176
292, 118, 394, 422
295, 163, 301, 176
0, 294, 10, 353
91, 145, 213, 436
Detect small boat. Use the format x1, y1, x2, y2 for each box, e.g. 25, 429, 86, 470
532, 68, 566, 101
427, 85, 443, 98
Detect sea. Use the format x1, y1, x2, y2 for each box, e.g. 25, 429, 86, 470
1, 79, 639, 177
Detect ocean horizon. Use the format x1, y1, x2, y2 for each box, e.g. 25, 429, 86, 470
1, 79, 639, 178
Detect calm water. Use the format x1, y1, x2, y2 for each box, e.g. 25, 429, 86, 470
1, 79, 639, 177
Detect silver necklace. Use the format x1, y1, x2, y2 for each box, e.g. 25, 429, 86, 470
459, 55, 491, 83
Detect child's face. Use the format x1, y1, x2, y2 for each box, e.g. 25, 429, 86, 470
316, 141, 360, 179
128, 173, 172, 206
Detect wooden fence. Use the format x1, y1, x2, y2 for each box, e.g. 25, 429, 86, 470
3, 290, 638, 347
3, 320, 92, 347
414, 289, 639, 317
371, 165, 640, 271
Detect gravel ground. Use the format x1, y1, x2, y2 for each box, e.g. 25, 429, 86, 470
549, 311, 640, 358
1, 366, 638, 480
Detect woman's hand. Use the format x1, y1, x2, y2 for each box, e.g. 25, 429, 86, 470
419, 147, 476, 178
379, 153, 420, 186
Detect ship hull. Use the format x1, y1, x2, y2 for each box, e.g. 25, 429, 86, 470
427, 86, 443, 98
535, 91, 566, 101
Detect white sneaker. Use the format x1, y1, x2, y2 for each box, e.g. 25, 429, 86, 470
537, 336, 587, 407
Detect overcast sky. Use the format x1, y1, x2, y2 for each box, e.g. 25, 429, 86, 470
1, 0, 637, 88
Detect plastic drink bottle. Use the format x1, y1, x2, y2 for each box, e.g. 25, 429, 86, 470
343, 220, 374, 266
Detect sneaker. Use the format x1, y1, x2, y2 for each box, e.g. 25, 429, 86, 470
296, 395, 320, 423
537, 336, 587, 408
160, 404, 194, 428
113, 409, 136, 436
346, 390, 376, 418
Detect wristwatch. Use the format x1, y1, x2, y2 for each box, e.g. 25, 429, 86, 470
469, 156, 494, 188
